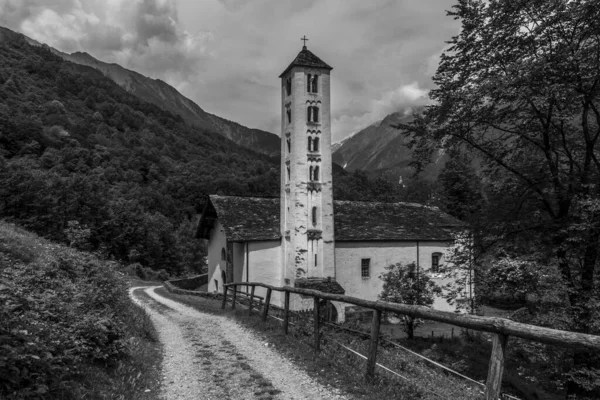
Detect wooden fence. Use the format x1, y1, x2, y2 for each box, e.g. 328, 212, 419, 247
223, 281, 600, 400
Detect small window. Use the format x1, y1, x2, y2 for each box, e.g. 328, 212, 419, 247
313, 165, 319, 181
312, 206, 317, 225
432, 253, 442, 273
286, 166, 290, 182
313, 107, 319, 123
307, 137, 312, 152
286, 77, 292, 96
287, 108, 292, 124
313, 137, 319, 152
312, 75, 318, 93
221, 248, 226, 261
307, 74, 312, 92
361, 258, 370, 278
315, 254, 318, 267
287, 138, 291, 153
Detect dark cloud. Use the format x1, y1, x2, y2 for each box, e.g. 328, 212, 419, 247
2, 0, 460, 141
135, 0, 179, 46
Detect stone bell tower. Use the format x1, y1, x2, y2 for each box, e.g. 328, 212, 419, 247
279, 37, 335, 285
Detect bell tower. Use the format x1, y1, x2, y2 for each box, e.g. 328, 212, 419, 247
279, 38, 335, 285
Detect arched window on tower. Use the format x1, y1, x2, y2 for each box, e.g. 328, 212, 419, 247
287, 138, 291, 153
287, 108, 292, 124
313, 137, 320, 152
312, 75, 318, 93
307, 137, 313, 152
307, 106, 320, 123
307, 74, 312, 92
312, 206, 317, 225
286, 77, 292, 96
309, 166, 313, 181
313, 166, 320, 181
286, 165, 291, 182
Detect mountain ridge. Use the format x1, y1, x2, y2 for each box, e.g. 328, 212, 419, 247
332, 108, 447, 180
4, 27, 281, 157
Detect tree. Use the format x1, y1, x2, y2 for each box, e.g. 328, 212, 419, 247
437, 153, 483, 222
400, 0, 600, 396
379, 262, 441, 339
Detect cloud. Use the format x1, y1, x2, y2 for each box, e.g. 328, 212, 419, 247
0, 0, 459, 141
1, 0, 212, 86
332, 82, 429, 142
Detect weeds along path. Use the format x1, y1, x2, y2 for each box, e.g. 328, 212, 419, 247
130, 286, 349, 400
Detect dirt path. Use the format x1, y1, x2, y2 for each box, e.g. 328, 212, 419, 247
130, 286, 349, 400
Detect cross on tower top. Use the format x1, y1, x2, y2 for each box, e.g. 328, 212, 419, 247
301, 35, 309, 49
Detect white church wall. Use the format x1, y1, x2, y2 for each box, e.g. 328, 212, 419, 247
335, 241, 457, 314
247, 241, 283, 306
232, 242, 245, 287
207, 220, 227, 293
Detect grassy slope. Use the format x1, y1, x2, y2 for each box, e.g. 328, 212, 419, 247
0, 221, 163, 399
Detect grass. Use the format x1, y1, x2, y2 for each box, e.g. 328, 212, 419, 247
155, 286, 483, 400
74, 302, 164, 400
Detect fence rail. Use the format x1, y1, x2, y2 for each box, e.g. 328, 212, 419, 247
223, 281, 600, 400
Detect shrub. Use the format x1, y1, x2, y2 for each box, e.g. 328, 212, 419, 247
157, 269, 170, 281
0, 223, 134, 399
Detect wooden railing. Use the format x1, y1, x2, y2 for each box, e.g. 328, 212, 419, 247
223, 281, 600, 400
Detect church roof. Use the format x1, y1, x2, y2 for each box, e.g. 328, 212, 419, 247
200, 195, 280, 242
279, 46, 333, 78
333, 200, 465, 241
197, 195, 466, 242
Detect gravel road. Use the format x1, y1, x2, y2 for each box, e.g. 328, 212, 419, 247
130, 286, 350, 400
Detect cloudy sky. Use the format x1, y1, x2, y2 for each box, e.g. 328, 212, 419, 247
0, 0, 460, 142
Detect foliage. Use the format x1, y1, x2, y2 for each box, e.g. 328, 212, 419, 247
0, 221, 159, 399
379, 262, 441, 339
0, 35, 280, 275
400, 0, 600, 396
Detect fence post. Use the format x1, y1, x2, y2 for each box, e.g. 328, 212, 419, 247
314, 297, 320, 352
262, 288, 272, 322
221, 285, 228, 310
485, 333, 508, 400
231, 284, 237, 310
283, 291, 290, 335
249, 285, 255, 315
366, 309, 382, 380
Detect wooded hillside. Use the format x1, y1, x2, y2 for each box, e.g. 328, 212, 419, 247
0, 33, 279, 275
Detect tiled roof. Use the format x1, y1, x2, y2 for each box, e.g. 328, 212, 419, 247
279, 47, 333, 78
207, 195, 281, 242
198, 195, 466, 242
333, 200, 465, 241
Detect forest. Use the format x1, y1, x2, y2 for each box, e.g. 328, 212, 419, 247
0, 34, 413, 276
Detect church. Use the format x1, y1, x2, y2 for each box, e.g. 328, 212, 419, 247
196, 42, 467, 321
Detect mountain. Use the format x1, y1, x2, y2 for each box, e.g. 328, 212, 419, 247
0, 26, 280, 274
8, 28, 281, 157
332, 109, 447, 180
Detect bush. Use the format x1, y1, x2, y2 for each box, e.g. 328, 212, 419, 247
0, 223, 133, 399
157, 269, 170, 281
